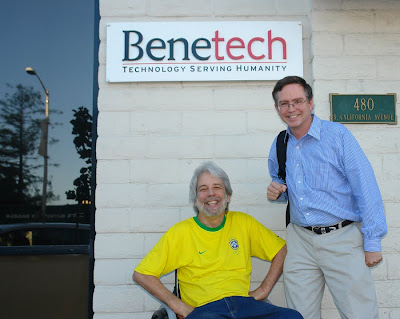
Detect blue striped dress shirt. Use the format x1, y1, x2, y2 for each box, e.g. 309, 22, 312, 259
268, 115, 387, 252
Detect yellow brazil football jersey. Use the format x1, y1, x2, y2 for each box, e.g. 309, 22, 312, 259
134, 211, 285, 308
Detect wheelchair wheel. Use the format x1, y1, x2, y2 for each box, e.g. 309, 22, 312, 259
151, 308, 169, 319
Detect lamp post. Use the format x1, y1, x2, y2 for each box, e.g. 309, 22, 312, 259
26, 67, 49, 222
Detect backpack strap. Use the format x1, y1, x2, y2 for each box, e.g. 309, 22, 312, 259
276, 130, 289, 182
276, 130, 290, 226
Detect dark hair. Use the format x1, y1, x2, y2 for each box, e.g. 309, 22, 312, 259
189, 161, 233, 214
272, 76, 313, 105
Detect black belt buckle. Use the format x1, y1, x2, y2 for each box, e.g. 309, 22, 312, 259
311, 226, 321, 234
325, 226, 338, 234
311, 226, 336, 234
308, 221, 353, 234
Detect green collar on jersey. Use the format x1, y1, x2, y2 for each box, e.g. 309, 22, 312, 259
193, 214, 226, 232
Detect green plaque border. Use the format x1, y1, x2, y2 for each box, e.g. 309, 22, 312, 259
330, 93, 397, 124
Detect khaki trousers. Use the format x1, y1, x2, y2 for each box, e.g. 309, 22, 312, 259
283, 223, 378, 319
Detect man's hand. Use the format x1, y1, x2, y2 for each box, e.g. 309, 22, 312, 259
365, 251, 383, 267
267, 181, 287, 201
175, 303, 194, 319
249, 286, 268, 301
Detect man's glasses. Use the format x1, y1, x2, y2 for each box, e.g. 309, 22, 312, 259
278, 98, 308, 110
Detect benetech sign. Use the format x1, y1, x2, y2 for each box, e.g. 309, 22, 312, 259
106, 21, 303, 82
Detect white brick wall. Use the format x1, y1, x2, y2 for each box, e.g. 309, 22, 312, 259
95, 0, 400, 318
311, 1, 400, 318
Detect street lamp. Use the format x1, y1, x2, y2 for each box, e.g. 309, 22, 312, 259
26, 67, 49, 222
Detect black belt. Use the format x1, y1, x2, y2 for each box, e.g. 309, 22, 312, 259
303, 220, 354, 235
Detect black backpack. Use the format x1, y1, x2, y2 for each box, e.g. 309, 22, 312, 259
276, 130, 290, 227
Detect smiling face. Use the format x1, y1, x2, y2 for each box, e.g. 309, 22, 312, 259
275, 83, 314, 139
195, 172, 230, 218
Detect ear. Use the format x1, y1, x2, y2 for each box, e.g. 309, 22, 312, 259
307, 98, 314, 112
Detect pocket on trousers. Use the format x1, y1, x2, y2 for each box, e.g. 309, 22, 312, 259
186, 307, 198, 319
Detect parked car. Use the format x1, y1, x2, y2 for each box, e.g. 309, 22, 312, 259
0, 222, 90, 246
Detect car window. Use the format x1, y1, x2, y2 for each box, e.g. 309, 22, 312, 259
0, 225, 90, 246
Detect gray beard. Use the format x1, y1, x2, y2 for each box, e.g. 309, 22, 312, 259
196, 195, 228, 217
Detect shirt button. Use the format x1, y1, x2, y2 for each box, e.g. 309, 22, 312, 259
298, 181, 301, 183
306, 213, 309, 216
296, 163, 299, 167
300, 198, 303, 200
296, 146, 299, 149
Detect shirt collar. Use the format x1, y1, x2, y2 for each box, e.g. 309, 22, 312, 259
307, 114, 321, 140
193, 214, 226, 232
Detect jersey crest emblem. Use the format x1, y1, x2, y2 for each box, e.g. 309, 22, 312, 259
229, 238, 239, 250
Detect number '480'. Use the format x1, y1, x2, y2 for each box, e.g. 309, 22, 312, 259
353, 98, 374, 111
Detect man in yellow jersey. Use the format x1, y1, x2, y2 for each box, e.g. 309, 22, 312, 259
133, 162, 302, 319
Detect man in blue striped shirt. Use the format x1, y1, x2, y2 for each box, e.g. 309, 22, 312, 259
267, 76, 387, 319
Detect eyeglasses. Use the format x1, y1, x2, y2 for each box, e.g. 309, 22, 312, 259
278, 98, 308, 110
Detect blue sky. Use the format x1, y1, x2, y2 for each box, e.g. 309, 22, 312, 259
0, 0, 95, 205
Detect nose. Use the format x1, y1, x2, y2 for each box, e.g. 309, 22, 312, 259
207, 188, 215, 196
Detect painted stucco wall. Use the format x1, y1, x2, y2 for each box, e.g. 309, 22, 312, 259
93, 1, 400, 318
